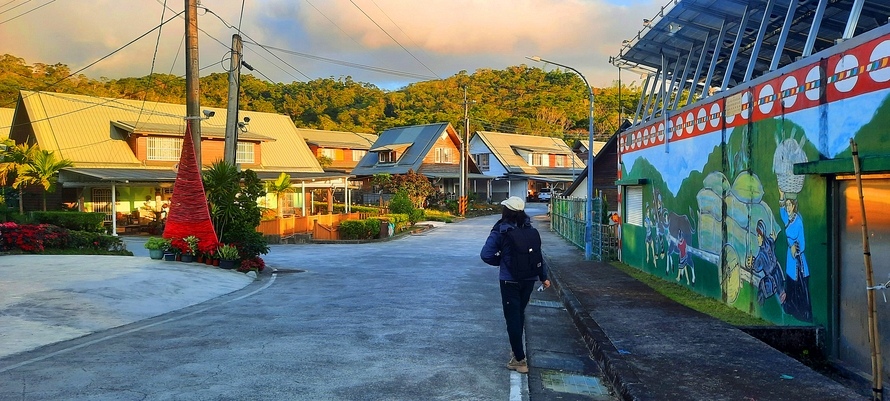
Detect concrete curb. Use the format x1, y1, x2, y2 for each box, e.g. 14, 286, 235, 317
549, 266, 644, 401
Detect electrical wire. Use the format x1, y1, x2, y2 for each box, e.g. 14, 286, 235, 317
303, 0, 364, 48
0, 0, 54, 25
348, 0, 440, 79
0, 0, 31, 15
241, 41, 437, 81
0, 10, 185, 108
135, 0, 169, 129
200, 6, 310, 81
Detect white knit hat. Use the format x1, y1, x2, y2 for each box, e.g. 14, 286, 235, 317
500, 196, 525, 212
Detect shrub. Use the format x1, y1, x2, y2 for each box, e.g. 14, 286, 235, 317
29, 211, 105, 233
68, 230, 127, 252
424, 210, 454, 223
222, 225, 269, 261
388, 191, 413, 215
0, 223, 125, 253
381, 213, 409, 233
238, 257, 265, 273
217, 243, 240, 260
408, 208, 425, 225
144, 237, 171, 251
339, 219, 376, 240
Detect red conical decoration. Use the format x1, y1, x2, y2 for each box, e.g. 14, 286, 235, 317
163, 124, 218, 245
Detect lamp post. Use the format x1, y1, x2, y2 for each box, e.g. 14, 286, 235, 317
528, 56, 595, 260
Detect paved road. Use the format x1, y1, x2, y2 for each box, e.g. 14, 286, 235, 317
0, 204, 614, 400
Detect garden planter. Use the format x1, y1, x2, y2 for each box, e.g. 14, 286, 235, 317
219, 259, 237, 269
213, 259, 220, 267
163, 253, 176, 261
149, 249, 164, 260
180, 254, 194, 263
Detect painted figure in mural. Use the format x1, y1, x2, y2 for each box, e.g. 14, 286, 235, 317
653, 190, 667, 261
663, 210, 696, 282
747, 219, 784, 305
644, 204, 656, 264
779, 194, 813, 322
675, 229, 695, 285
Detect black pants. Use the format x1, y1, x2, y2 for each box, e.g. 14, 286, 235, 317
500, 280, 535, 361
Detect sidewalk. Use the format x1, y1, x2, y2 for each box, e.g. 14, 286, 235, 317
534, 216, 867, 401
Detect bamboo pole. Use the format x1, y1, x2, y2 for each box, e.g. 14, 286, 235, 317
850, 139, 884, 401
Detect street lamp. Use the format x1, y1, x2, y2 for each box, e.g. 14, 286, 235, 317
528, 56, 596, 260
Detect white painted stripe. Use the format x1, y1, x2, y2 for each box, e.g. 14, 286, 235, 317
509, 370, 529, 401
0, 274, 278, 374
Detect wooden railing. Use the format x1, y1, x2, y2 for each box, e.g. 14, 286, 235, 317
256, 212, 371, 237
313, 224, 338, 240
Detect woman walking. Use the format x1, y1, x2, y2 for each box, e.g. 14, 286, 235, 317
480, 196, 551, 373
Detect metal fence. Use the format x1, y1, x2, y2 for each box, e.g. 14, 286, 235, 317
551, 197, 607, 261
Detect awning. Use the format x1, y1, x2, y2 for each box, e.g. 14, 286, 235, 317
509, 174, 578, 183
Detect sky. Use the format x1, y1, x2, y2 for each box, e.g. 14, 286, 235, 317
0, 0, 663, 91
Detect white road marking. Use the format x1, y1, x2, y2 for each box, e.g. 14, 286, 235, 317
510, 370, 529, 401
0, 274, 278, 374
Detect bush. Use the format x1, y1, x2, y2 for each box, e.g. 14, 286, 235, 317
424, 210, 454, 223
29, 211, 105, 233
339, 219, 379, 240
408, 209, 425, 225
0, 222, 125, 253
388, 191, 413, 215
222, 225, 269, 261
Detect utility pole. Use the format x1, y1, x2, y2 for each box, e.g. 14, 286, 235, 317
224, 34, 242, 167
459, 87, 470, 216
185, 0, 201, 163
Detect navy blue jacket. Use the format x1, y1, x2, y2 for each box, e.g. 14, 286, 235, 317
480, 217, 548, 281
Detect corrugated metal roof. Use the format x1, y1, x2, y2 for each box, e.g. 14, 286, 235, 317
10, 91, 322, 173
475, 131, 584, 175
297, 128, 377, 149
0, 108, 13, 140
352, 122, 456, 176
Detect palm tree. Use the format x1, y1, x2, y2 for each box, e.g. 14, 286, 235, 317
17, 149, 74, 211
0, 142, 38, 213
265, 172, 294, 218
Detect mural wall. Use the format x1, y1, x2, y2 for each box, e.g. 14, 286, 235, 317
618, 31, 890, 327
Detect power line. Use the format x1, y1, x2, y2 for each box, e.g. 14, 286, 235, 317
303, 0, 364, 48
1, 10, 185, 108
200, 6, 310, 81
0, 0, 55, 25
0, 0, 32, 15
241, 41, 437, 81
348, 0, 440, 79
135, 0, 170, 129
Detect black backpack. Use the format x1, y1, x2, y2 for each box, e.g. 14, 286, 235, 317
504, 226, 544, 280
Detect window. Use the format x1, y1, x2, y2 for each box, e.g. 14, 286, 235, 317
320, 148, 336, 159
531, 153, 543, 166
474, 153, 490, 171
91, 188, 113, 223
555, 155, 566, 167
352, 150, 366, 161
236, 142, 254, 164
435, 148, 455, 164
625, 186, 643, 226
147, 137, 182, 161
378, 150, 396, 163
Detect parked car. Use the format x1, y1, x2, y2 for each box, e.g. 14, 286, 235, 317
538, 188, 553, 201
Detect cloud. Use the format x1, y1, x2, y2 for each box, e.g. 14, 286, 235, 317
0, 0, 662, 88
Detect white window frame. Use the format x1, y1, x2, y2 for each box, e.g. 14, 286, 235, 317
555, 155, 565, 167
474, 153, 489, 171
625, 186, 644, 226
352, 149, 366, 161
531, 153, 543, 166
435, 148, 455, 164
320, 148, 336, 159
378, 150, 396, 163
236, 142, 254, 164
147, 137, 182, 161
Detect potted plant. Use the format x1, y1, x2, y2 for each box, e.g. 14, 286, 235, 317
217, 243, 240, 269
180, 235, 199, 263
143, 237, 170, 260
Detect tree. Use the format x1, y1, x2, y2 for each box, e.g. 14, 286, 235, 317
16, 148, 74, 211
265, 172, 294, 218
385, 170, 436, 208
0, 142, 39, 213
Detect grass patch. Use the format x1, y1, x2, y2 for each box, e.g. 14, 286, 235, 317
611, 262, 771, 327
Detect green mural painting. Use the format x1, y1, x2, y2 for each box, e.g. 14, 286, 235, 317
620, 85, 890, 325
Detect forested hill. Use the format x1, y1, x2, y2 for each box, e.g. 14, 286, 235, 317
0, 54, 640, 143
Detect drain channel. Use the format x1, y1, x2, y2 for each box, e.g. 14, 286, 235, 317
529, 299, 564, 309
540, 369, 612, 398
